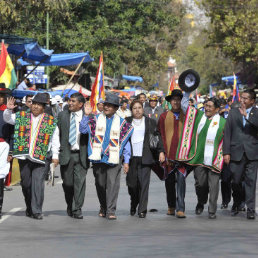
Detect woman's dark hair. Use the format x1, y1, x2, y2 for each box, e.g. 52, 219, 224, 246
207, 97, 220, 109
130, 99, 143, 111
70, 93, 85, 104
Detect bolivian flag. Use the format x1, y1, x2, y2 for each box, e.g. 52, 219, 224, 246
0, 41, 17, 89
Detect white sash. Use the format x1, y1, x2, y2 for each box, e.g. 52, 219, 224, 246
197, 114, 220, 166
89, 113, 121, 164
0, 142, 10, 179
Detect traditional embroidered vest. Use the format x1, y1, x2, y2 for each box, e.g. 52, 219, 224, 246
13, 111, 57, 163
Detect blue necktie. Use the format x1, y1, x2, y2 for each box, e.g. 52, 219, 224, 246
69, 113, 76, 146
243, 110, 249, 127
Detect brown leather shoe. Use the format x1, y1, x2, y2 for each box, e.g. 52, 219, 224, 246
176, 211, 186, 218
167, 207, 175, 216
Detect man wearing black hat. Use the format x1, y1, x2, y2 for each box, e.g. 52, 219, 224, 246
3, 93, 60, 220
80, 93, 133, 220
0, 83, 13, 219
158, 89, 190, 218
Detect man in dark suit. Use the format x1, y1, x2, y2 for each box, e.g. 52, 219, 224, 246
144, 95, 164, 125
58, 93, 89, 219
223, 89, 258, 219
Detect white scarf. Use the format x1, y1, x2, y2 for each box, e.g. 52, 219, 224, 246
0, 142, 10, 179
89, 113, 121, 164
197, 113, 220, 166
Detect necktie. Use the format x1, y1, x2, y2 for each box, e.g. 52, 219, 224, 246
243, 110, 249, 127
69, 113, 77, 146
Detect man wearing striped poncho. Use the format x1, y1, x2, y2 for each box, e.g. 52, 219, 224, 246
176, 98, 226, 219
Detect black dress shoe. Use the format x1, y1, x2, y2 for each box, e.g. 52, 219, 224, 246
209, 213, 216, 219
130, 209, 136, 216
195, 203, 204, 215
221, 203, 228, 209
247, 209, 255, 220
231, 204, 239, 216
73, 214, 83, 219
26, 209, 33, 218
32, 213, 43, 220
67, 208, 73, 217
139, 213, 146, 218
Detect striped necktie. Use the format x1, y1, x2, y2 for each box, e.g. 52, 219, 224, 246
69, 112, 77, 146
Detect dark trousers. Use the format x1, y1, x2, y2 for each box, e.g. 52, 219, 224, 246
93, 162, 122, 215
165, 170, 186, 211
60, 152, 87, 216
18, 159, 46, 214
126, 157, 151, 214
0, 178, 4, 212
230, 154, 258, 210
221, 164, 232, 205
194, 166, 220, 214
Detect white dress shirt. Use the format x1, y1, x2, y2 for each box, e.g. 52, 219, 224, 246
116, 107, 131, 118
3, 109, 60, 162
131, 117, 145, 157
70, 109, 83, 151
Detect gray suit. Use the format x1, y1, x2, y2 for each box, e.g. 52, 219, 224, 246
223, 107, 258, 210
144, 106, 164, 124
58, 110, 89, 216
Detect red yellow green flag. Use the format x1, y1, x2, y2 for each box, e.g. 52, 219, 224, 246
0, 41, 17, 89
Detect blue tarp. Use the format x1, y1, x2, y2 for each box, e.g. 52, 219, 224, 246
8, 42, 53, 62
17, 52, 94, 67
12, 89, 78, 99
122, 75, 143, 83
222, 75, 241, 85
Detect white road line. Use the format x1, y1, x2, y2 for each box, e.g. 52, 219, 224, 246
0, 207, 22, 224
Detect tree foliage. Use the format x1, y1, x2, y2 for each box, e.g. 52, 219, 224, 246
197, 0, 258, 87
0, 0, 185, 89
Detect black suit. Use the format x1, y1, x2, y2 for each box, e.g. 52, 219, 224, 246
125, 116, 164, 214
58, 109, 89, 216
223, 107, 258, 210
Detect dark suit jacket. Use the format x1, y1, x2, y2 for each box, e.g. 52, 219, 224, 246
144, 106, 164, 124
223, 106, 258, 161
126, 116, 164, 165
58, 109, 89, 169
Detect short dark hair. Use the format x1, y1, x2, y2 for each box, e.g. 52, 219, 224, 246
219, 98, 227, 106
130, 100, 143, 111
243, 89, 256, 101
70, 93, 85, 104
26, 94, 34, 101
189, 98, 194, 103
120, 99, 128, 105
138, 93, 146, 99
207, 97, 220, 109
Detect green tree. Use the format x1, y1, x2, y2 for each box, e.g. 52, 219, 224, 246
197, 0, 258, 87
1, 0, 185, 89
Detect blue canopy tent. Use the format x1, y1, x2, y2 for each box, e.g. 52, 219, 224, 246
8, 42, 54, 62
222, 75, 241, 85
16, 52, 94, 67
122, 75, 143, 83
12, 89, 78, 99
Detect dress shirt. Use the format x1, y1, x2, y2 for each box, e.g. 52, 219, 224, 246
79, 114, 131, 164
70, 109, 83, 151
131, 117, 145, 156
243, 107, 252, 127
116, 107, 131, 118
3, 109, 60, 162
17, 81, 28, 90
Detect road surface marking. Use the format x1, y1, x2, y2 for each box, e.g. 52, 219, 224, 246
0, 207, 22, 224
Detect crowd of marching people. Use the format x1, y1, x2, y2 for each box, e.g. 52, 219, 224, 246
0, 81, 257, 221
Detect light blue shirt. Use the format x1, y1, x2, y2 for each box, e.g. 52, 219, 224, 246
243, 107, 252, 126
17, 81, 28, 90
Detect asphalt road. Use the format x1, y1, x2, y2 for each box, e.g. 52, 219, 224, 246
0, 167, 258, 258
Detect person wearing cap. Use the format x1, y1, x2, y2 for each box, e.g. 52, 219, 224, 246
0, 83, 13, 219
96, 99, 104, 114
144, 95, 164, 124
79, 93, 133, 220
158, 89, 190, 218
3, 93, 60, 220
117, 99, 131, 118
58, 93, 89, 219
